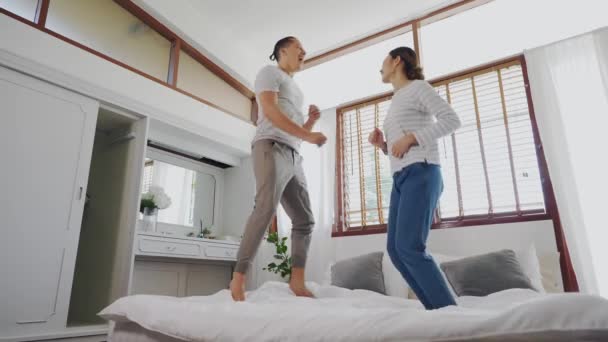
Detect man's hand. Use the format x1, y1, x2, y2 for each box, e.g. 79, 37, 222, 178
308, 105, 321, 122
304, 105, 321, 131
391, 133, 418, 158
305, 131, 327, 147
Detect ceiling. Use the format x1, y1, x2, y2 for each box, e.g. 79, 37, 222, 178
135, 0, 460, 88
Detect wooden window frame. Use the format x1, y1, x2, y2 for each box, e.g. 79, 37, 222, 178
0, 0, 255, 122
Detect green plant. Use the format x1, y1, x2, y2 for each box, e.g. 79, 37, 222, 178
262, 232, 292, 279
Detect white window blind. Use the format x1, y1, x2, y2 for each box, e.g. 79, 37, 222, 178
338, 60, 545, 231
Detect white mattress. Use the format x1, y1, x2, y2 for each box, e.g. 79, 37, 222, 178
101, 281, 608, 342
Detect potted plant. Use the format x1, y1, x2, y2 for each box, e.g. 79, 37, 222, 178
140, 186, 171, 232
262, 232, 292, 280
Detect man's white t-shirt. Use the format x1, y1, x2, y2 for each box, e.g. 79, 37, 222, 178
252, 65, 305, 151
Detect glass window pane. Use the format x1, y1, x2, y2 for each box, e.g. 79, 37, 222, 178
422, 0, 608, 80
46, 0, 171, 81
177, 50, 252, 119
298, 31, 414, 110
0, 0, 38, 21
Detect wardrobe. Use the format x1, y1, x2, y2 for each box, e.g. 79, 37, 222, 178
0, 66, 147, 340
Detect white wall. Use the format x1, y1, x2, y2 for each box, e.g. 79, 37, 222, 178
0, 15, 256, 162
222, 156, 255, 238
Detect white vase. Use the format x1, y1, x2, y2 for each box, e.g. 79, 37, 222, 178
141, 207, 158, 233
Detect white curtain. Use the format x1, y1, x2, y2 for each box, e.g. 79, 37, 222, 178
525, 27, 608, 297
252, 108, 337, 287
152, 162, 195, 226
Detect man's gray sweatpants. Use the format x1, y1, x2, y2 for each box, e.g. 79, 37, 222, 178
234, 139, 315, 274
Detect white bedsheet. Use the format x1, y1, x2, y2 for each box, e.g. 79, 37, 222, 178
100, 282, 608, 342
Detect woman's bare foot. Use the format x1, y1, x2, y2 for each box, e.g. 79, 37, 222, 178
289, 282, 314, 297
289, 267, 314, 298
230, 272, 246, 301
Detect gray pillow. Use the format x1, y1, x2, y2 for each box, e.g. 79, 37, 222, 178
440, 249, 534, 297
331, 252, 386, 294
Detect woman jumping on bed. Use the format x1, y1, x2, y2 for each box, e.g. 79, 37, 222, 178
368, 47, 461, 310
230, 37, 327, 301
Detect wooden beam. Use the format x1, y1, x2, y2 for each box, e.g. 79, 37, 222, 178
34, 0, 49, 28
412, 20, 422, 66
167, 39, 181, 86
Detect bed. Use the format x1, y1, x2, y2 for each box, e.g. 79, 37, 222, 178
101, 281, 608, 342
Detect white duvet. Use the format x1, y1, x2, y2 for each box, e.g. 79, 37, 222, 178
100, 281, 608, 342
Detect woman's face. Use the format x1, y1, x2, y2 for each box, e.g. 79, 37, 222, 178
280, 39, 306, 72
380, 54, 399, 83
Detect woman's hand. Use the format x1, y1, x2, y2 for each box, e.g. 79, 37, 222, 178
391, 133, 418, 158
368, 128, 384, 147
368, 128, 387, 154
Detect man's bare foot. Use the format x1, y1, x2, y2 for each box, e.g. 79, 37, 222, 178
230, 272, 246, 301
289, 267, 315, 298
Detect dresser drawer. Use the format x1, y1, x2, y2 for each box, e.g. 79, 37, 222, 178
139, 238, 201, 257
204, 245, 238, 260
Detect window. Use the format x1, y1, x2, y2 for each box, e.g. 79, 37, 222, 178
298, 31, 414, 110
336, 58, 546, 234
421, 0, 608, 80
435, 61, 545, 222
0, 0, 38, 21
338, 98, 393, 230
46, 0, 171, 81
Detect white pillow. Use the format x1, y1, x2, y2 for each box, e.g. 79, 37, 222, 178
382, 253, 410, 298
516, 244, 545, 293
538, 251, 563, 293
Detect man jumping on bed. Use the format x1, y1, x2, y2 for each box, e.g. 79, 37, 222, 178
368, 47, 462, 310
230, 36, 327, 301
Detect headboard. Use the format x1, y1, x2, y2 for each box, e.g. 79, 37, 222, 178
331, 220, 564, 292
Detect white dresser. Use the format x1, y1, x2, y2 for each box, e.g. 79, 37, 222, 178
131, 233, 239, 297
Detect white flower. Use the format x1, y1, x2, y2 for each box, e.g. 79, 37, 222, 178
142, 186, 172, 210
155, 192, 172, 209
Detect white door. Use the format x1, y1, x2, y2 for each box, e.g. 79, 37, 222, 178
0, 67, 98, 337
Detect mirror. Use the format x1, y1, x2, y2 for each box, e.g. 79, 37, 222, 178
142, 158, 216, 229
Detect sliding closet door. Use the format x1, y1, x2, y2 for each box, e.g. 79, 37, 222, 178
0, 67, 98, 337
